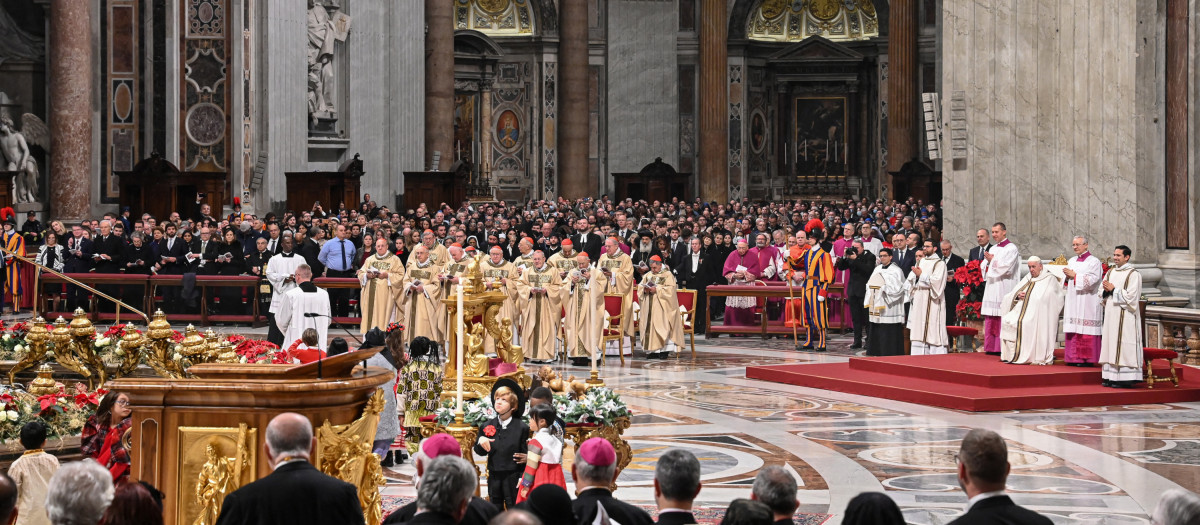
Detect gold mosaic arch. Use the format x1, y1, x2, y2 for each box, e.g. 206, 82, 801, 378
748, 0, 879, 42
455, 0, 537, 36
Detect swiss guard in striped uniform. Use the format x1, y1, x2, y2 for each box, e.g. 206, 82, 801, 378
799, 229, 834, 351
1, 209, 25, 313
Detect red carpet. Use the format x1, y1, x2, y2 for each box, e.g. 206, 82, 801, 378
746, 353, 1200, 412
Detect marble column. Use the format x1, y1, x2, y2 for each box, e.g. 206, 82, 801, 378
424, 0, 454, 171
886, 0, 917, 178
481, 79, 493, 183
48, 0, 92, 221
1165, 0, 1188, 249
559, 0, 589, 198
698, 0, 728, 203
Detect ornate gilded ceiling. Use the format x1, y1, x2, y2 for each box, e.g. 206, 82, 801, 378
748, 0, 879, 42
455, 0, 536, 36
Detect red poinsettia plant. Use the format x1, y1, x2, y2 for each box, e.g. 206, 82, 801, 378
954, 260, 986, 321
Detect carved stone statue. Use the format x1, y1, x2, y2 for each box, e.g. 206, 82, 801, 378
307, 0, 344, 131
0, 113, 47, 204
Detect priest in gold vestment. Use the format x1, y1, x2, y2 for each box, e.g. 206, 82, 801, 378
399, 244, 444, 346
639, 255, 684, 359
482, 246, 518, 355
597, 237, 635, 356
548, 239, 581, 304
565, 253, 605, 366
357, 237, 404, 333
435, 243, 471, 341
515, 250, 563, 363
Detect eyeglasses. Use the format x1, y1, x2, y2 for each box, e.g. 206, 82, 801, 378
115, 399, 130, 407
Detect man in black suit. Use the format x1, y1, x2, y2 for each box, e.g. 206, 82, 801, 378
90, 219, 126, 312
62, 223, 93, 310
968, 228, 993, 262
836, 240, 876, 349
654, 449, 702, 525
384, 434, 498, 525
295, 227, 325, 277
894, 233, 919, 277
750, 466, 799, 525
573, 438, 653, 525
156, 223, 189, 313
188, 227, 220, 275
941, 240, 966, 326
263, 223, 284, 255
666, 227, 688, 267
572, 218, 603, 262
947, 429, 1052, 525
673, 237, 713, 334
215, 412, 365, 525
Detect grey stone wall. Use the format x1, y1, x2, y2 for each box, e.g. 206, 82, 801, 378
605, 0, 679, 174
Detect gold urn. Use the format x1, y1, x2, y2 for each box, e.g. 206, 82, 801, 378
120, 323, 145, 350
69, 308, 96, 338
146, 309, 174, 341
214, 340, 239, 363
28, 364, 58, 397
180, 325, 207, 359
49, 317, 71, 349
25, 316, 49, 347
202, 328, 221, 360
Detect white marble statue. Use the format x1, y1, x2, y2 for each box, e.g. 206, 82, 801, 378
0, 113, 47, 204
307, 0, 338, 123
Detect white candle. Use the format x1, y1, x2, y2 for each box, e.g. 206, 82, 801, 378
456, 286, 464, 412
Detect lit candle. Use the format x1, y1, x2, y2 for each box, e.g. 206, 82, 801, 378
456, 286, 464, 413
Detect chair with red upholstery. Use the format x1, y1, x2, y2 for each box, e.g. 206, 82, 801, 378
631, 288, 640, 340
1143, 347, 1180, 388
676, 289, 697, 357
602, 294, 627, 365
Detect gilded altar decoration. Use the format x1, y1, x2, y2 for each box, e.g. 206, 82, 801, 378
176, 424, 256, 525
315, 389, 387, 525
7, 316, 51, 386
747, 0, 879, 42
441, 255, 529, 401
27, 363, 57, 396
454, 0, 536, 36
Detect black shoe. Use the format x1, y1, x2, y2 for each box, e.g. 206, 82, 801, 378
800, 344, 815, 351
1102, 379, 1112, 387
380, 452, 395, 468
570, 358, 589, 366
815, 347, 827, 352
1113, 381, 1137, 389
850, 343, 863, 349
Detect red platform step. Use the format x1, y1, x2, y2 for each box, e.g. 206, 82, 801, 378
746, 353, 1200, 412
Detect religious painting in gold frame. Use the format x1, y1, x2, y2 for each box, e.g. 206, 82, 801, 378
793, 97, 848, 177
176, 425, 257, 525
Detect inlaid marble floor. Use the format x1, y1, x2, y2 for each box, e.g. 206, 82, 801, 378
380, 333, 1200, 525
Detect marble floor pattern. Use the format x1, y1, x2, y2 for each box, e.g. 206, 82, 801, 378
374, 331, 1200, 525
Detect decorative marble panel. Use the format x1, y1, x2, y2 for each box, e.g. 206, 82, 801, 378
103, 0, 139, 201
181, 0, 230, 173
542, 61, 557, 197
454, 0, 536, 35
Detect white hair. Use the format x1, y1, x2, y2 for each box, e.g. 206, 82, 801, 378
45, 460, 114, 525
1154, 489, 1200, 525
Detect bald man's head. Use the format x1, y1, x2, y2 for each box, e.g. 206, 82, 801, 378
265, 412, 315, 467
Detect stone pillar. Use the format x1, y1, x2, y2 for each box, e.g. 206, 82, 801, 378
481, 79, 493, 179
1165, 0, 1189, 249
424, 0, 455, 171
697, 0, 728, 203
886, 0, 917, 179
559, 0, 589, 198
48, 0, 92, 221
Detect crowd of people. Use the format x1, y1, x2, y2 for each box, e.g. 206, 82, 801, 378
3, 406, 1199, 525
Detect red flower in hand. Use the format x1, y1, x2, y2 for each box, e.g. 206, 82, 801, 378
483, 425, 497, 438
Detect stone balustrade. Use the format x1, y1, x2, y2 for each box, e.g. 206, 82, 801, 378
1144, 305, 1200, 365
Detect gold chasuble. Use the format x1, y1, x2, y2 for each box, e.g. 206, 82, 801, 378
356, 253, 405, 333
565, 263, 605, 359
399, 257, 444, 346
515, 264, 563, 361
639, 268, 685, 354
597, 251, 635, 337
481, 258, 518, 355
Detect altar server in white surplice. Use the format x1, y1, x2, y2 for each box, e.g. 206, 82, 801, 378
276, 264, 331, 351
1062, 236, 1105, 366
865, 248, 908, 357
906, 240, 949, 355
1100, 245, 1143, 388
1000, 256, 1064, 365
264, 236, 306, 346
981, 223, 1020, 355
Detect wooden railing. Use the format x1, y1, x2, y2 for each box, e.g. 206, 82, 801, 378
1144, 305, 1200, 365
705, 282, 847, 339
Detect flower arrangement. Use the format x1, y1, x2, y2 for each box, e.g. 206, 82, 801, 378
226, 335, 286, 364
0, 383, 103, 443
954, 260, 985, 321
433, 387, 631, 428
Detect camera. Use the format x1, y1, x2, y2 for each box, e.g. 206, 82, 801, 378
845, 246, 858, 257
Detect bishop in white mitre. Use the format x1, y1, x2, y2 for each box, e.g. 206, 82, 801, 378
1100, 246, 1143, 388
1000, 256, 1064, 365
906, 240, 949, 355
1062, 236, 1105, 365
981, 224, 1020, 355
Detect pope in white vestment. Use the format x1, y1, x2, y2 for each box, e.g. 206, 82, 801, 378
276, 265, 331, 351
906, 246, 949, 355
981, 227, 1020, 354
1000, 256, 1064, 365
1100, 251, 1143, 387
866, 250, 907, 357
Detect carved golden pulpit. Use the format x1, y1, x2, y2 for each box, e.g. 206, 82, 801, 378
110, 349, 392, 525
